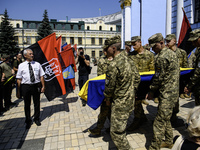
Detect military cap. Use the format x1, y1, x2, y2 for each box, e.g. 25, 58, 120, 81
188, 29, 200, 41
103, 35, 121, 50
131, 36, 141, 43
125, 41, 131, 46
165, 34, 176, 41
148, 33, 164, 47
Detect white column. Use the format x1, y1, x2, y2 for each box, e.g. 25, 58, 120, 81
166, 0, 172, 35
121, 8, 125, 49
125, 5, 131, 41
176, 0, 184, 41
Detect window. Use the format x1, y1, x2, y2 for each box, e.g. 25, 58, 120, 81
91, 38, 95, 45
99, 26, 102, 31
27, 23, 29, 28
62, 24, 65, 30
62, 37, 66, 45
16, 23, 20, 28
92, 51, 95, 58
26, 36, 31, 45
70, 25, 74, 30
195, 0, 200, 23
99, 38, 102, 45
70, 37, 74, 44
78, 25, 81, 30
53, 24, 56, 29
78, 37, 82, 45
99, 51, 103, 57
110, 27, 113, 31
14, 36, 18, 43
87, 26, 90, 30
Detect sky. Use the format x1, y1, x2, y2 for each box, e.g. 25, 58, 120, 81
0, 0, 121, 21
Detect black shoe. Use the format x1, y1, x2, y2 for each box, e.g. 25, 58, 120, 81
82, 100, 87, 107
26, 122, 32, 129
34, 120, 41, 126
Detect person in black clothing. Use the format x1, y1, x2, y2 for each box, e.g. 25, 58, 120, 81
172, 106, 200, 150
75, 47, 90, 106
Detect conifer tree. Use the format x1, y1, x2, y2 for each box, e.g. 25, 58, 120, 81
37, 10, 53, 41
0, 9, 19, 55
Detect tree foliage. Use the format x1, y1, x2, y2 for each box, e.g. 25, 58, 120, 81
37, 10, 53, 41
0, 9, 19, 55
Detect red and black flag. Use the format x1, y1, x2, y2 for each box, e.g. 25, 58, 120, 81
178, 8, 195, 54
60, 45, 77, 90
28, 33, 66, 101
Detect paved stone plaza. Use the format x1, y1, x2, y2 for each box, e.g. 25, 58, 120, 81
0, 64, 195, 150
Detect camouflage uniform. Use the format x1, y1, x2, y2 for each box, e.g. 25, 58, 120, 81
104, 52, 135, 150
186, 29, 200, 106
92, 54, 112, 133
148, 34, 179, 150
128, 36, 155, 129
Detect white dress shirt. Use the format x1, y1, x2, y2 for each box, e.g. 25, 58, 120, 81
16, 61, 45, 84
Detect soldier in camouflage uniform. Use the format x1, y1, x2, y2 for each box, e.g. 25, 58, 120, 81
165, 34, 189, 125
146, 33, 179, 149
127, 36, 155, 131
88, 38, 114, 136
104, 36, 136, 150
165, 34, 189, 99
185, 29, 200, 106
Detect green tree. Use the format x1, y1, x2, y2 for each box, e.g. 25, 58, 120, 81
0, 9, 19, 55
37, 10, 53, 41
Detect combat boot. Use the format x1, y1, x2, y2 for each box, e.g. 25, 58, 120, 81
160, 142, 173, 149
180, 94, 185, 99
154, 97, 159, 103
141, 99, 149, 105
184, 94, 190, 98
88, 128, 101, 136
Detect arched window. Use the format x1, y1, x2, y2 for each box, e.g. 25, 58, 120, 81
87, 26, 90, 30
16, 23, 20, 28
110, 27, 113, 31
99, 26, 102, 31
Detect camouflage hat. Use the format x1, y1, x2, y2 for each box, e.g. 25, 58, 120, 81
165, 34, 176, 41
103, 35, 121, 50
188, 29, 200, 41
148, 33, 164, 47
125, 41, 131, 46
131, 36, 141, 43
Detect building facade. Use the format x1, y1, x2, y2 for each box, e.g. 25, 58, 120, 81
0, 12, 121, 59
166, 0, 200, 40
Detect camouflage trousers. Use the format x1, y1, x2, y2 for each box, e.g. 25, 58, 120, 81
134, 100, 146, 119
96, 101, 111, 131
149, 97, 176, 150
110, 102, 134, 150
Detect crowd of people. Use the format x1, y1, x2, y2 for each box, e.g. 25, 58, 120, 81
0, 28, 200, 149
86, 29, 200, 150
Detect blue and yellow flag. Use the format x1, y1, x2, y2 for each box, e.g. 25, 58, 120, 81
79, 68, 194, 110
63, 65, 75, 79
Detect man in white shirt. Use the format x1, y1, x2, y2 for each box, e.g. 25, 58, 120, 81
16, 49, 45, 129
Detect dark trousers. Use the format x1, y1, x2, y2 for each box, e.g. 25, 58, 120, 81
3, 81, 12, 108
21, 84, 40, 124
78, 75, 89, 91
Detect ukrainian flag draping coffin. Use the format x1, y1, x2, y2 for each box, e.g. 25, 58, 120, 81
79, 68, 194, 110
